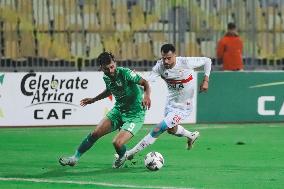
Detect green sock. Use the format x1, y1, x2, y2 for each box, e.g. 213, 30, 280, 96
117, 145, 126, 158
76, 133, 98, 158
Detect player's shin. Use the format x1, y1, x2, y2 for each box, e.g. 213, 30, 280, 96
76, 133, 98, 159
173, 125, 193, 138
127, 121, 167, 158
127, 133, 157, 158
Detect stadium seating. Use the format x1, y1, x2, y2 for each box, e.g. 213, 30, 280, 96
113, 0, 131, 31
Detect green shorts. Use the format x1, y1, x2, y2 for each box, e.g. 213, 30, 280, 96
106, 107, 146, 135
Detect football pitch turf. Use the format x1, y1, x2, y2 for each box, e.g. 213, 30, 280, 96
0, 123, 283, 189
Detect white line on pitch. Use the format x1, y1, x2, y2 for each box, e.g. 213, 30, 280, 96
0, 177, 196, 189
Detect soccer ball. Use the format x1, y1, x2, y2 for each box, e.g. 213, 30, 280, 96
144, 151, 164, 171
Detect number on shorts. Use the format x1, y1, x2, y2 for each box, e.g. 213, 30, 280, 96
173, 115, 181, 125
128, 123, 135, 132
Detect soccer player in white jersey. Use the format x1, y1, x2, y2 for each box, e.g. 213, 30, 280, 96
126, 43, 211, 160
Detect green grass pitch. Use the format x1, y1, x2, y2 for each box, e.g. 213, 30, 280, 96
0, 123, 283, 189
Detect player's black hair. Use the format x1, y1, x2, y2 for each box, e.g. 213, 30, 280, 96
97, 51, 115, 66
227, 22, 236, 30
161, 43, 176, 53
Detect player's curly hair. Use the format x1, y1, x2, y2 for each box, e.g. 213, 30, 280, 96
161, 44, 176, 54
97, 51, 116, 66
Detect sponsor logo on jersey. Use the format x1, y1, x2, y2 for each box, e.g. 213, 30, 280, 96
116, 81, 122, 86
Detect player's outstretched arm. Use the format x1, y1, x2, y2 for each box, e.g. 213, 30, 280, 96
80, 89, 111, 107
139, 78, 151, 109
187, 57, 211, 93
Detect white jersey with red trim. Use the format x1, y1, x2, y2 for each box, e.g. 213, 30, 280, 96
148, 56, 211, 111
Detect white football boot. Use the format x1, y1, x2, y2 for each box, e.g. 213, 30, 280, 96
59, 156, 77, 166
187, 131, 200, 150
112, 153, 127, 168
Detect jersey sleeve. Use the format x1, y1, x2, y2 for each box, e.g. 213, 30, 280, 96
123, 68, 142, 84
102, 76, 110, 91
147, 61, 161, 82
183, 57, 212, 77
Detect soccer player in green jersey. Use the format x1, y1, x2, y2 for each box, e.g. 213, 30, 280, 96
59, 52, 151, 168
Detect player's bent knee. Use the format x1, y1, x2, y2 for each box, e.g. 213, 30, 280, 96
167, 127, 176, 135
90, 131, 101, 140
167, 128, 174, 134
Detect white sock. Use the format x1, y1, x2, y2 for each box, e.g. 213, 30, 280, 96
128, 133, 157, 157
174, 125, 193, 138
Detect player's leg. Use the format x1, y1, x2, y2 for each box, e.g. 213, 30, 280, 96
112, 112, 145, 168
112, 130, 133, 168
167, 125, 200, 150
76, 118, 113, 158
59, 108, 121, 166
59, 118, 113, 166
164, 106, 200, 150
126, 120, 168, 159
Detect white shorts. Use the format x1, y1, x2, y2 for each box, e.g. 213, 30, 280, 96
163, 104, 192, 128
